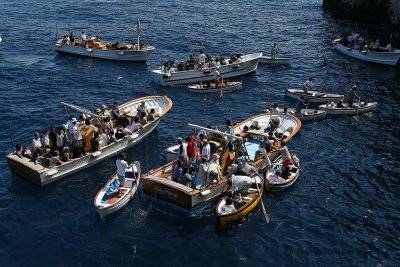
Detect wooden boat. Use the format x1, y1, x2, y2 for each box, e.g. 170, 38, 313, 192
149, 52, 261, 86
261, 108, 326, 122
286, 88, 344, 103
259, 54, 291, 65
6, 96, 172, 185
333, 38, 400, 66
318, 101, 378, 115
188, 81, 242, 93
216, 174, 263, 225
266, 155, 300, 191
142, 113, 301, 214
94, 161, 141, 219
55, 18, 155, 62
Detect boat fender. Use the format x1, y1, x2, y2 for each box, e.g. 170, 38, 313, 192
46, 169, 58, 176
92, 151, 102, 157
86, 48, 93, 53
129, 133, 139, 140
200, 189, 211, 196
118, 51, 125, 55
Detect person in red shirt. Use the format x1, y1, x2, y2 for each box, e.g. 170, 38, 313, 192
186, 136, 196, 162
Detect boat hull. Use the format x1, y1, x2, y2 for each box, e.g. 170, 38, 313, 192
55, 44, 155, 62
288, 108, 326, 122
286, 89, 344, 103
149, 53, 261, 86
266, 155, 300, 191
188, 82, 242, 93
259, 55, 291, 65
319, 102, 378, 115
333, 41, 400, 66
7, 96, 172, 186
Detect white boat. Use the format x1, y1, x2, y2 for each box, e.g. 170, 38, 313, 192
266, 155, 300, 191
0, 33, 2, 43
55, 18, 155, 62
188, 81, 242, 93
318, 101, 378, 115
262, 107, 326, 122
94, 161, 141, 219
259, 54, 291, 65
332, 38, 400, 66
6, 96, 173, 186
149, 52, 261, 86
286, 88, 344, 103
142, 113, 301, 214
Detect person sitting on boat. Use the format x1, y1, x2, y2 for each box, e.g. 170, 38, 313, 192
100, 105, 112, 130
281, 166, 292, 180
111, 102, 120, 122
128, 116, 141, 133
121, 124, 133, 136
171, 160, 183, 183
303, 77, 313, 95
62, 146, 73, 161
272, 103, 280, 113
147, 108, 156, 122
207, 158, 222, 183
137, 101, 147, 117
116, 153, 134, 188
91, 132, 101, 152
348, 85, 359, 108
41, 130, 51, 150
32, 132, 49, 157
236, 151, 256, 176
271, 43, 278, 59
49, 151, 63, 167
139, 112, 147, 126
336, 99, 345, 108
267, 170, 286, 183
221, 197, 237, 214
258, 136, 272, 165
15, 144, 26, 159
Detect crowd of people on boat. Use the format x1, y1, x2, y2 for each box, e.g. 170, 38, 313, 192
14, 101, 158, 168
162, 50, 243, 73
60, 32, 144, 51
338, 32, 394, 53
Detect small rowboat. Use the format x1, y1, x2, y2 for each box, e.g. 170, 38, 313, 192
259, 55, 291, 65
188, 81, 242, 93
318, 101, 378, 115
286, 89, 344, 103
216, 174, 264, 225
94, 161, 141, 219
266, 155, 300, 191
287, 108, 326, 122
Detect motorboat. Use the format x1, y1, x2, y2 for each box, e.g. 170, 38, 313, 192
55, 18, 155, 62
6, 96, 172, 185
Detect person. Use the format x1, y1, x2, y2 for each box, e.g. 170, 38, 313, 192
71, 118, 83, 150
229, 174, 252, 194
137, 101, 147, 118
116, 153, 134, 187
303, 77, 313, 95
226, 119, 235, 150
186, 136, 196, 162
214, 67, 221, 86
91, 132, 101, 152
281, 166, 292, 180
81, 32, 88, 46
337, 99, 345, 108
111, 102, 121, 121
56, 126, 67, 153
198, 157, 209, 186
283, 107, 288, 114
201, 139, 211, 161
41, 130, 51, 149
49, 126, 57, 151
15, 144, 25, 158
271, 43, 278, 59
177, 137, 189, 170
171, 160, 183, 182
295, 95, 305, 114
66, 116, 75, 144
207, 157, 222, 183
147, 108, 156, 122
32, 132, 44, 155
128, 116, 141, 133
220, 197, 236, 214
348, 85, 359, 108
258, 136, 272, 166
62, 146, 73, 161
49, 151, 63, 167
100, 105, 112, 130
139, 112, 147, 126
236, 151, 256, 175
267, 170, 286, 183
272, 103, 280, 113
122, 124, 132, 136
280, 141, 291, 169
198, 50, 206, 68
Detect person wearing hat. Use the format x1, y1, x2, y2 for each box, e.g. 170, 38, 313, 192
348, 85, 359, 108
302, 77, 314, 95
71, 117, 83, 153
136, 101, 147, 118
66, 116, 75, 145
100, 105, 112, 130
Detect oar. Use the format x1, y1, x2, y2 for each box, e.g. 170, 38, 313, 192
356, 98, 361, 117
253, 171, 270, 224
290, 153, 307, 179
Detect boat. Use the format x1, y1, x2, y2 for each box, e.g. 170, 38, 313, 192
261, 107, 326, 122
216, 174, 263, 225
55, 18, 155, 62
94, 161, 141, 219
286, 88, 344, 103
318, 101, 378, 115
149, 51, 261, 86
188, 81, 242, 93
332, 38, 400, 66
6, 96, 172, 185
266, 155, 300, 191
259, 53, 291, 65
142, 113, 301, 214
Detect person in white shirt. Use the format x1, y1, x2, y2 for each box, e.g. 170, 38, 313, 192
116, 153, 134, 187
198, 157, 209, 186
302, 77, 313, 95
32, 132, 43, 153
71, 118, 82, 148
177, 137, 189, 169
198, 51, 206, 67
272, 103, 280, 113
229, 174, 253, 194
122, 125, 132, 136
128, 116, 140, 132
201, 139, 211, 161
66, 116, 75, 144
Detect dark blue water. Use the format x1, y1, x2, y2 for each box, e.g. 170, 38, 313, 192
1, 0, 399, 266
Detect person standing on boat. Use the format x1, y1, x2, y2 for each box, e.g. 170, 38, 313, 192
198, 50, 206, 68
226, 119, 235, 151
258, 136, 272, 167
271, 43, 278, 59
71, 118, 83, 154
201, 139, 211, 161
111, 102, 120, 122
81, 32, 88, 46
116, 153, 134, 187
280, 142, 291, 169
177, 137, 189, 171
302, 77, 313, 95
295, 95, 305, 114
348, 85, 359, 108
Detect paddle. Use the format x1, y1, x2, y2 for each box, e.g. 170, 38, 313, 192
253, 171, 270, 224
290, 153, 307, 179
356, 98, 361, 117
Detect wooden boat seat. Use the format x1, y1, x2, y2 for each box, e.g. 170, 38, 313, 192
242, 196, 253, 201
248, 188, 258, 192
